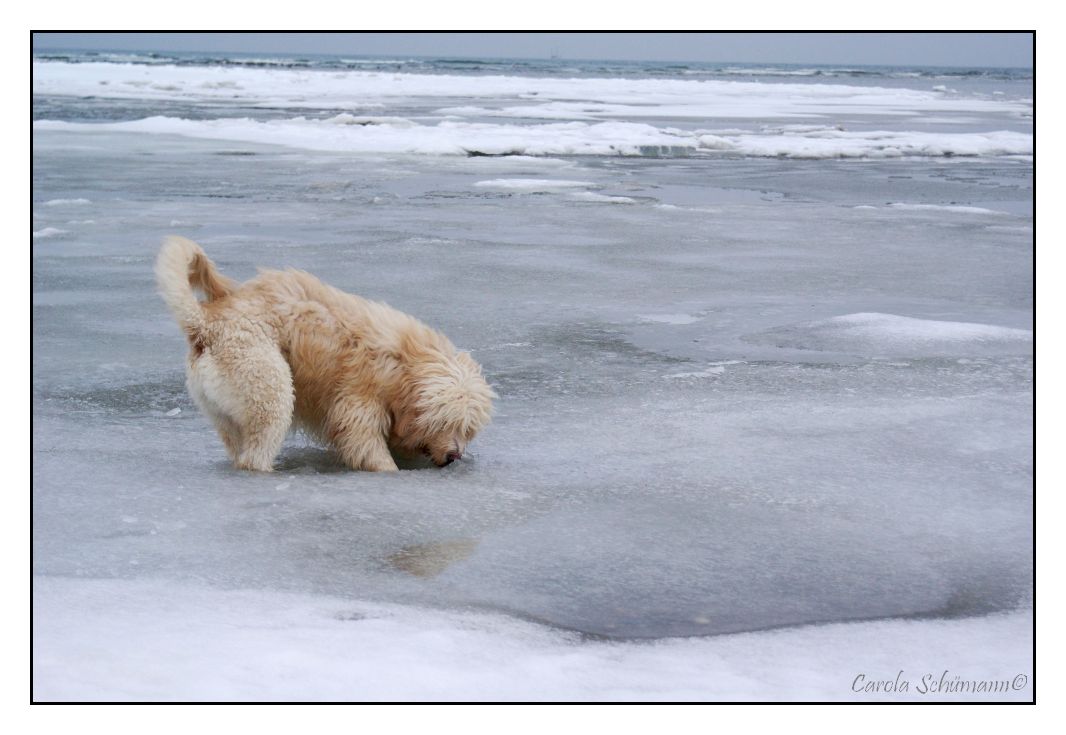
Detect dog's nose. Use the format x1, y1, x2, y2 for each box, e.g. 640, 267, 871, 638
445, 451, 463, 464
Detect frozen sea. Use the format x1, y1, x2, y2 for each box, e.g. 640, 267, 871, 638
32, 51, 1033, 701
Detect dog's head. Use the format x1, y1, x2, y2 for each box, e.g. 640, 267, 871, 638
392, 348, 496, 467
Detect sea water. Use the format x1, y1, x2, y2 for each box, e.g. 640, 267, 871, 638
32, 50, 1033, 700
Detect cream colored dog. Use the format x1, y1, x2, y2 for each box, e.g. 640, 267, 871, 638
156, 236, 494, 472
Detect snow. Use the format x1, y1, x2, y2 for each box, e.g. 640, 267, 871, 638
32, 61, 1034, 121
694, 128, 1032, 159
751, 313, 1032, 358
32, 227, 68, 239
33, 118, 1032, 160
33, 577, 1032, 702
665, 366, 727, 379
569, 192, 637, 204
474, 178, 597, 190
822, 312, 1032, 343
32, 60, 1032, 161
639, 313, 703, 325
41, 198, 91, 206
887, 203, 1004, 215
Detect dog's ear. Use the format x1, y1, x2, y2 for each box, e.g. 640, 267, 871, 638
456, 351, 498, 399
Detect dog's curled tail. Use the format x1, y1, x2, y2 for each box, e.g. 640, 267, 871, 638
155, 236, 237, 336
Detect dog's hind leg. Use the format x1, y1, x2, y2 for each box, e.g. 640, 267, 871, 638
214, 412, 245, 463
187, 335, 294, 472
232, 347, 294, 472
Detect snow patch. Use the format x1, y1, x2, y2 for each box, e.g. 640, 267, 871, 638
41, 198, 91, 206
569, 192, 637, 203
639, 313, 702, 325
474, 178, 595, 191
33, 228, 69, 239
33, 117, 1032, 160
665, 366, 726, 379
32, 577, 1032, 702
826, 313, 1032, 343
751, 313, 1032, 357
888, 203, 1004, 215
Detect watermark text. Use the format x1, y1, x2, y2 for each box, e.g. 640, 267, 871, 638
852, 670, 1028, 696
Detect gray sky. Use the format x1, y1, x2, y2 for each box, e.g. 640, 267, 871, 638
32, 32, 1034, 68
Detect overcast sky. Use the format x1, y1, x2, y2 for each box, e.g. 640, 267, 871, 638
32, 32, 1034, 68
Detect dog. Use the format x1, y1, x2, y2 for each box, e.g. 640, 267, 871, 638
155, 236, 495, 472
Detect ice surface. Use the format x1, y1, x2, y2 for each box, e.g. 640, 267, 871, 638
32, 61, 1032, 700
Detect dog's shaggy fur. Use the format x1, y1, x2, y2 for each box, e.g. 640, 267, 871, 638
156, 236, 494, 472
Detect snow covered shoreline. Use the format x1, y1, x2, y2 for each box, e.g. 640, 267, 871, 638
33, 577, 1032, 702
31, 60, 1033, 119
33, 117, 1033, 159
32, 59, 1032, 160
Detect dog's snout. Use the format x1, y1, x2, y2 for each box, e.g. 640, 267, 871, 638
445, 451, 463, 465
